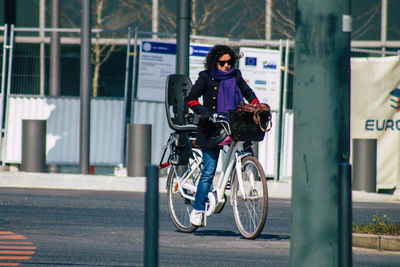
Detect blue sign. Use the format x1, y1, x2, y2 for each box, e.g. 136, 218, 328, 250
245, 57, 257, 66
263, 61, 277, 69
141, 41, 176, 55
190, 45, 211, 57
255, 80, 267, 85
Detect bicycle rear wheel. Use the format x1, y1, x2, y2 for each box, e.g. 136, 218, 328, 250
167, 149, 202, 233
231, 156, 268, 239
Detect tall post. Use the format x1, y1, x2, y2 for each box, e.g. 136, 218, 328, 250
144, 165, 159, 267
381, 0, 387, 55
39, 0, 45, 96
50, 0, 60, 96
80, 0, 92, 174
265, 0, 272, 41
4, 1, 16, 25
291, 0, 351, 266
152, 0, 159, 39
176, 0, 191, 75
48, 0, 61, 173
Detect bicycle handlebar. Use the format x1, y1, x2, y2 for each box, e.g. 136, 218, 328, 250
209, 113, 231, 136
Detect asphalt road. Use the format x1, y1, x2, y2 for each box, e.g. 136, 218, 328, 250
0, 188, 399, 266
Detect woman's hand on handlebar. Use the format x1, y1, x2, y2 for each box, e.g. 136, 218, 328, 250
209, 113, 229, 123
199, 109, 210, 121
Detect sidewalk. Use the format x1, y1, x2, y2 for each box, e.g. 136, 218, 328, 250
0, 169, 398, 203
0, 169, 399, 252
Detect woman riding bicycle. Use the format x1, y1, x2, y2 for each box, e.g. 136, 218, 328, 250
185, 44, 260, 226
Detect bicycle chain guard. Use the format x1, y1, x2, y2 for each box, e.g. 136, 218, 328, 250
205, 191, 227, 216
205, 192, 216, 217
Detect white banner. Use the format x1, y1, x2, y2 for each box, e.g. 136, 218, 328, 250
136, 40, 211, 102
137, 40, 176, 102
189, 44, 212, 84
351, 56, 400, 189
239, 47, 282, 111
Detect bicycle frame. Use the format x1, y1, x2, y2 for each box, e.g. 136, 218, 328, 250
168, 138, 252, 215
172, 148, 202, 201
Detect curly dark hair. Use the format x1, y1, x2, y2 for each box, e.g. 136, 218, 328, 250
204, 45, 238, 71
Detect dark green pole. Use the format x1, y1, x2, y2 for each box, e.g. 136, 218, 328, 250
176, 0, 191, 75
291, 0, 351, 266
339, 163, 352, 267
144, 165, 159, 267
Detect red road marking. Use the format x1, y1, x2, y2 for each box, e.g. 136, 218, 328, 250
0, 256, 31, 260
0, 230, 36, 266
0, 242, 32, 245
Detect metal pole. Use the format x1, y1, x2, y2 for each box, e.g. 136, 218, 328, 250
152, 0, 159, 39
39, 0, 45, 96
381, 0, 387, 56
291, 0, 351, 265
122, 27, 132, 165
278, 39, 290, 179
48, 0, 61, 173
176, 0, 191, 75
144, 164, 159, 267
0, 25, 8, 165
50, 0, 60, 96
6, 25, 14, 96
339, 163, 352, 267
130, 28, 139, 124
80, 0, 92, 174
265, 0, 272, 41
275, 40, 283, 180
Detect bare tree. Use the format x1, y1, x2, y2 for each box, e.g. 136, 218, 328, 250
238, 0, 382, 41
60, 0, 152, 97
351, 2, 380, 40
270, 0, 296, 39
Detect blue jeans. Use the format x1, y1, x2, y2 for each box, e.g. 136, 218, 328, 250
193, 148, 220, 211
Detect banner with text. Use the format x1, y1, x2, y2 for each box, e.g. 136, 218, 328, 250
239, 47, 282, 111
137, 40, 211, 102
351, 56, 400, 189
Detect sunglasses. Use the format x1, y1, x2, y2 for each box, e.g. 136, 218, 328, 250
218, 59, 234, 66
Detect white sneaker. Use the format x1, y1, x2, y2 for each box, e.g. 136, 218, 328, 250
190, 209, 203, 226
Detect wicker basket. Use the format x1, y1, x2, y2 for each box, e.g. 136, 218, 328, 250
229, 110, 270, 141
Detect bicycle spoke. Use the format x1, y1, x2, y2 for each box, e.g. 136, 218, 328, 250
244, 199, 260, 232
232, 156, 268, 239
167, 149, 202, 233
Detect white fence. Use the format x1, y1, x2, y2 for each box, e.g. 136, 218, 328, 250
3, 96, 125, 165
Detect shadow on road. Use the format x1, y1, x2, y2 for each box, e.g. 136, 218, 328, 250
192, 229, 290, 241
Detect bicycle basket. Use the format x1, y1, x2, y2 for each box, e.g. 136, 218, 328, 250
228, 110, 270, 141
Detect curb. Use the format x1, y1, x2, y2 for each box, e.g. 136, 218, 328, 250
353, 233, 400, 252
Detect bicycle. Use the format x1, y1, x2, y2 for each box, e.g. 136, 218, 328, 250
159, 113, 269, 239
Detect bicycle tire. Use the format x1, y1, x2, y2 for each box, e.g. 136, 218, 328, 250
167, 149, 202, 233
231, 156, 268, 239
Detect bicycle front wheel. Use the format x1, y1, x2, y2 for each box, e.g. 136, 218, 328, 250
231, 156, 268, 239
167, 149, 202, 233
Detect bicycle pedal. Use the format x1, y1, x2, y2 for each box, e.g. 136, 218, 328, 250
203, 204, 208, 227
202, 212, 207, 227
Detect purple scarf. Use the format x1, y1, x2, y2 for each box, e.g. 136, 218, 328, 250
210, 67, 244, 115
